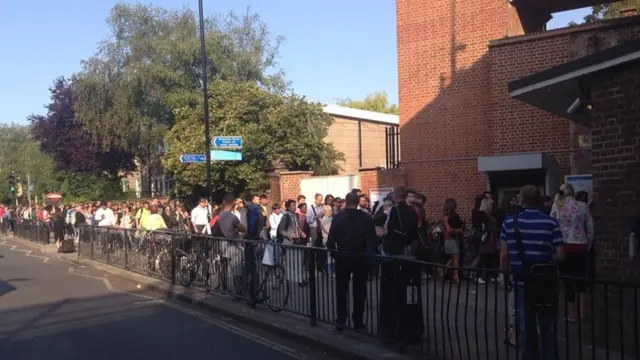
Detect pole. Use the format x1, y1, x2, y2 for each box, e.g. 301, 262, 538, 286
198, 0, 212, 200
27, 174, 32, 211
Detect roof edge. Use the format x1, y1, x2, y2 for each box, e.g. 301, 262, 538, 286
489, 15, 640, 48
322, 104, 399, 125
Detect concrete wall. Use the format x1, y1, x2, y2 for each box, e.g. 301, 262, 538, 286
325, 116, 391, 175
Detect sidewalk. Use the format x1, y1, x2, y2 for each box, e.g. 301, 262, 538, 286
5, 233, 636, 360
1, 234, 418, 360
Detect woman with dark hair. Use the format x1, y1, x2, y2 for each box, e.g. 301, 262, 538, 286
443, 198, 463, 282
469, 194, 486, 270
53, 211, 66, 250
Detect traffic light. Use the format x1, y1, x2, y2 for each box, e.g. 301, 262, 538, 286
7, 172, 16, 193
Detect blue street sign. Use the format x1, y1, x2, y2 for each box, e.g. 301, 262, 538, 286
212, 136, 243, 149
210, 150, 242, 161
179, 154, 207, 163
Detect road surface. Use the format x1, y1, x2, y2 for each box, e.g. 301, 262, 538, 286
0, 237, 331, 360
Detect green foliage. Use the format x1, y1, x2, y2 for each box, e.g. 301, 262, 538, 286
587, 1, 640, 22
0, 124, 57, 200
0, 124, 129, 203
55, 171, 126, 203
73, 4, 286, 157
163, 79, 344, 199
336, 91, 399, 115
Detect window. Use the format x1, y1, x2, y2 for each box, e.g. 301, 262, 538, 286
164, 177, 174, 195
121, 179, 130, 192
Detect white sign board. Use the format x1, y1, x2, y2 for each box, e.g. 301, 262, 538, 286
565, 174, 593, 202
369, 187, 394, 211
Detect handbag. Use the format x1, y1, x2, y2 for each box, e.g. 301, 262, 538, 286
513, 214, 559, 307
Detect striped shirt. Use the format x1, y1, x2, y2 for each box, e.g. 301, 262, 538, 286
500, 208, 563, 276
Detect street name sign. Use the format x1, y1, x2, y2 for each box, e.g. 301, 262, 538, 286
179, 154, 207, 163
210, 150, 242, 161
212, 136, 242, 149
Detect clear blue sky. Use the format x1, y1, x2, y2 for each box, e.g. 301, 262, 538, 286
0, 1, 591, 124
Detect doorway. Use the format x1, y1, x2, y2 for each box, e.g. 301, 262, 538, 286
488, 169, 546, 206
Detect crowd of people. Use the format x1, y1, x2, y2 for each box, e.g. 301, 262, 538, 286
2, 183, 637, 360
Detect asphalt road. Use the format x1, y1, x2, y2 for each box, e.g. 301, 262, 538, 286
0, 238, 328, 360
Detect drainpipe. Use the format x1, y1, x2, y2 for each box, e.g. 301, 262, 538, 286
357, 120, 363, 168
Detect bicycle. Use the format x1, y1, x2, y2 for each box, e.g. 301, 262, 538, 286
250, 242, 289, 312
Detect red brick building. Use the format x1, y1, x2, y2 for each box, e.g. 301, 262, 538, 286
391, 0, 640, 279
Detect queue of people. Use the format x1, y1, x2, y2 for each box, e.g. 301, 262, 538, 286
0, 182, 623, 360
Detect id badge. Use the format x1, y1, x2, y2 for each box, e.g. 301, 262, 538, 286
406, 286, 418, 305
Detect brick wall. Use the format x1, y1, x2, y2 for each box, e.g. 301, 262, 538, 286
278, 171, 313, 203
489, 21, 640, 178
359, 167, 407, 197
268, 175, 281, 205
396, 0, 523, 217
397, 0, 640, 220
590, 64, 640, 280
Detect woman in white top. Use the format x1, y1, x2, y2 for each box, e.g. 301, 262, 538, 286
120, 206, 134, 229
551, 183, 594, 322
262, 204, 283, 266
320, 205, 333, 246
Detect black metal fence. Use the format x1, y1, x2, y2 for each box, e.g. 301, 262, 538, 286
385, 126, 400, 169
9, 222, 640, 359
12, 220, 51, 245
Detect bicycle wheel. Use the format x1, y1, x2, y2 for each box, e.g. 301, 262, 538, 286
266, 265, 289, 312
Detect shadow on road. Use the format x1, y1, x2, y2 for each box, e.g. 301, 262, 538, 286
0, 291, 295, 360
0, 280, 17, 298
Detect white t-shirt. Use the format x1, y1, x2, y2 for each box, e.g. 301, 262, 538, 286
191, 206, 209, 226
269, 213, 282, 238
96, 208, 116, 226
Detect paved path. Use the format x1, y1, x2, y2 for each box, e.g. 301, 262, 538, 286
0, 238, 330, 360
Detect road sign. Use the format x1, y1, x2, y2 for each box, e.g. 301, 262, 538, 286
212, 136, 242, 149
179, 154, 207, 163
210, 150, 242, 161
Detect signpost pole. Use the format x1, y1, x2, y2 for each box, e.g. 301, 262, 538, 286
198, 0, 212, 201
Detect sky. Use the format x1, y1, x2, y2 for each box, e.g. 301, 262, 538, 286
0, 1, 592, 125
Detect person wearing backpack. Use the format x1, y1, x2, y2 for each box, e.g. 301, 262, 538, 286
500, 185, 565, 360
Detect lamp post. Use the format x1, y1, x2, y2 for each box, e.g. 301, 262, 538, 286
198, 0, 212, 199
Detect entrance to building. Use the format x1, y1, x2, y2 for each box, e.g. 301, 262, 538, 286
488, 169, 546, 206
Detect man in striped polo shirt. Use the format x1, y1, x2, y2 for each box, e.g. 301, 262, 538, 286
500, 185, 565, 360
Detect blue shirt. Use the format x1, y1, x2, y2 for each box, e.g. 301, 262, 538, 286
500, 208, 563, 276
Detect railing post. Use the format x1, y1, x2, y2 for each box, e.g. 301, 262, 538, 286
308, 247, 318, 326
170, 232, 176, 285
90, 227, 95, 260
124, 229, 129, 269
106, 227, 111, 264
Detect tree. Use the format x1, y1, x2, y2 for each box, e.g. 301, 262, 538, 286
0, 124, 57, 202
336, 91, 399, 115
29, 77, 135, 177
587, 1, 639, 22
163, 79, 343, 199
72, 4, 287, 195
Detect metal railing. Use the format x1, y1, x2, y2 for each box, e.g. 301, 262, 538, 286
11, 222, 640, 359
385, 126, 400, 169
12, 220, 51, 245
